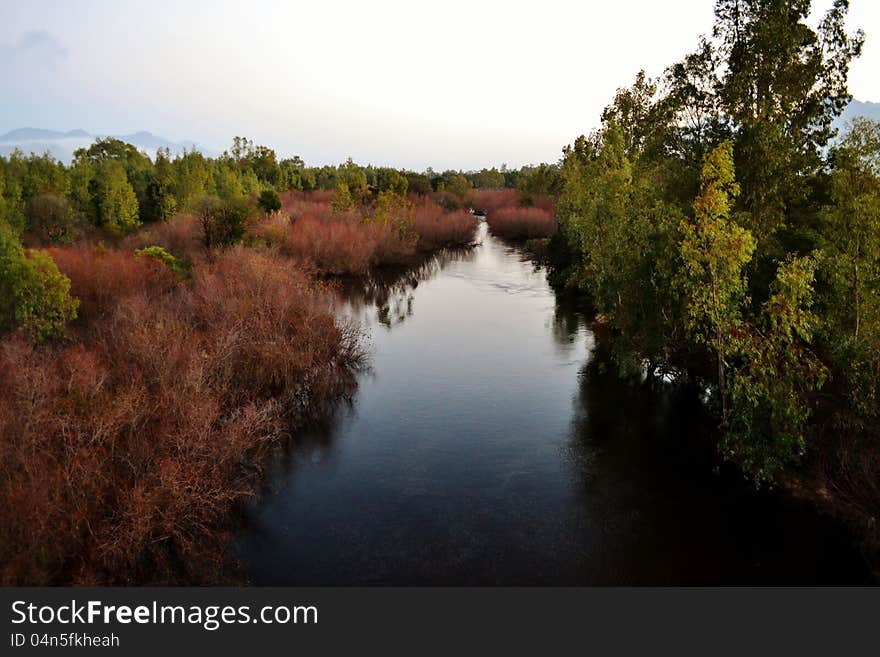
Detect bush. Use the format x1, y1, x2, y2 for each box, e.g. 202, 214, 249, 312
412, 197, 477, 250
486, 206, 557, 239
196, 196, 253, 250
0, 247, 363, 584
0, 221, 78, 341
470, 188, 520, 215
135, 245, 188, 277
26, 193, 83, 244
49, 244, 178, 321
258, 189, 282, 214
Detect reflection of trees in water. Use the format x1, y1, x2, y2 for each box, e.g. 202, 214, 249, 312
339, 246, 478, 329
551, 288, 594, 351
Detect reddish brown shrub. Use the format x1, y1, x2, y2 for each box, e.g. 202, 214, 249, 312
122, 213, 203, 259
470, 188, 520, 215
279, 190, 334, 221
253, 211, 420, 275
0, 247, 363, 584
47, 245, 178, 321
412, 197, 477, 250
486, 206, 557, 240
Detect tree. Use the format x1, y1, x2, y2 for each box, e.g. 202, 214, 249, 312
338, 158, 367, 194
819, 118, 880, 432
376, 168, 409, 195
93, 160, 140, 236
143, 150, 177, 222
680, 141, 756, 419
713, 0, 863, 244
75, 138, 153, 222
331, 182, 354, 212
68, 156, 96, 226
368, 191, 415, 239
726, 255, 826, 482
444, 174, 471, 199
173, 150, 213, 209
258, 189, 282, 214
26, 193, 81, 244
823, 118, 880, 341
0, 220, 78, 341
197, 196, 252, 250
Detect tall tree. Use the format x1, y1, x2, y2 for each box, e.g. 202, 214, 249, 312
713, 0, 863, 244
680, 141, 756, 419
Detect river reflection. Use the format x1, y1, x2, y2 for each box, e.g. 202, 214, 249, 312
235, 223, 869, 584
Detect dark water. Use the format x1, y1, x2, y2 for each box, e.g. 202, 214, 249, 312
236, 223, 869, 585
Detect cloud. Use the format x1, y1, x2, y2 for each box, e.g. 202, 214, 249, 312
0, 30, 68, 72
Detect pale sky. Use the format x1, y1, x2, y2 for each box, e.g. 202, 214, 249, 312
1, 0, 878, 170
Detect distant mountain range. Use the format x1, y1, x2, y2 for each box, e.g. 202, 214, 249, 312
1, 99, 878, 163
835, 99, 880, 127
0, 128, 204, 161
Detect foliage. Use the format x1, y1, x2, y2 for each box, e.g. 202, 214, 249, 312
0, 220, 78, 341
26, 193, 82, 244
679, 142, 756, 418
94, 160, 140, 236
135, 245, 188, 277
331, 182, 355, 212
258, 189, 282, 214
725, 256, 827, 482
196, 196, 253, 250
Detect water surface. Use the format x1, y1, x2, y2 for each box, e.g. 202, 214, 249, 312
236, 223, 868, 584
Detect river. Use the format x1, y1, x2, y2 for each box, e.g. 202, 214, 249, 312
235, 221, 869, 585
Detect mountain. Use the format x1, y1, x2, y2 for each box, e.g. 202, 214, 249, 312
0, 127, 92, 141
836, 99, 880, 128
0, 128, 205, 161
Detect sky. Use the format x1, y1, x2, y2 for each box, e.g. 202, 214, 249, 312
1, 0, 878, 170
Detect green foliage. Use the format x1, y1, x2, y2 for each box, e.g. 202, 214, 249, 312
468, 167, 505, 189
680, 142, 755, 361
443, 174, 471, 199
0, 220, 78, 341
818, 118, 880, 434
714, 0, 863, 245
26, 193, 82, 244
516, 164, 560, 203
376, 168, 409, 195
143, 150, 178, 222
135, 245, 188, 277
551, 1, 866, 485
94, 160, 140, 236
367, 191, 415, 239
196, 196, 252, 250
258, 189, 282, 214
725, 256, 826, 482
173, 150, 213, 209
338, 158, 368, 194
331, 182, 354, 212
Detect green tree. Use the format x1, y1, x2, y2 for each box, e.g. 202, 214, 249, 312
94, 160, 140, 236
726, 255, 826, 482
143, 149, 177, 222
26, 193, 82, 244
713, 0, 863, 245
331, 182, 354, 212
376, 168, 409, 195
680, 141, 756, 419
0, 220, 78, 341
819, 118, 880, 432
258, 189, 282, 214
368, 191, 415, 239
338, 158, 367, 194
197, 196, 252, 250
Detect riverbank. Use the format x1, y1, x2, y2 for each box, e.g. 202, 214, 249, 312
0, 194, 481, 585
